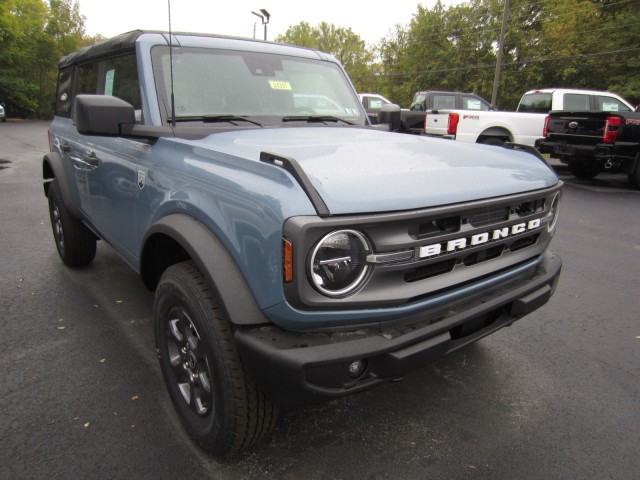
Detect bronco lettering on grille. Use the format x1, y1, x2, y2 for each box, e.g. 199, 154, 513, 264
419, 218, 542, 258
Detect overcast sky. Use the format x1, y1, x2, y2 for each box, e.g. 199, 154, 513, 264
80, 1, 459, 46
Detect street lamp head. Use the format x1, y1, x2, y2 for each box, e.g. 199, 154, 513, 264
260, 9, 271, 22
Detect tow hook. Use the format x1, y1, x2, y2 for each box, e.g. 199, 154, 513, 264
604, 159, 613, 169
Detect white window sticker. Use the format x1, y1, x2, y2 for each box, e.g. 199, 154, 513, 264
602, 102, 619, 112
104, 69, 115, 96
467, 99, 481, 110
269, 80, 292, 91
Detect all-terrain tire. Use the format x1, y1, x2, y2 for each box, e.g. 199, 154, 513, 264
479, 137, 505, 147
47, 179, 97, 267
154, 261, 278, 456
627, 153, 640, 190
568, 158, 599, 179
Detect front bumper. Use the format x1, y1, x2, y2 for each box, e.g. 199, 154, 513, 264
235, 251, 561, 408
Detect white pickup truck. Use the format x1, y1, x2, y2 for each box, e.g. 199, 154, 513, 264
425, 88, 635, 147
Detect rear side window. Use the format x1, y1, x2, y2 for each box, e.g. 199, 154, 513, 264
363, 96, 387, 113
432, 95, 456, 110
461, 96, 490, 111
596, 95, 631, 112
410, 93, 427, 111
563, 94, 590, 111
518, 93, 552, 113
55, 67, 73, 117
76, 54, 142, 115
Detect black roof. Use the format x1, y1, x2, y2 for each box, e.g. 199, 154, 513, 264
59, 30, 146, 68
57, 29, 287, 68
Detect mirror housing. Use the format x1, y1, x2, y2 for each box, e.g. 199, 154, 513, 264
378, 104, 402, 132
73, 94, 135, 136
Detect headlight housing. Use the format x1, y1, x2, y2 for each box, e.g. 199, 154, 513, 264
547, 191, 561, 233
309, 229, 371, 297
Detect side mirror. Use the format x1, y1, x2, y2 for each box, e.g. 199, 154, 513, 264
73, 94, 135, 136
378, 104, 402, 132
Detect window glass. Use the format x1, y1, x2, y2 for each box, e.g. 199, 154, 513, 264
151, 47, 364, 123
596, 95, 631, 112
462, 96, 490, 111
432, 95, 456, 110
55, 67, 73, 116
563, 94, 590, 111
518, 93, 552, 113
410, 93, 427, 111
77, 54, 142, 114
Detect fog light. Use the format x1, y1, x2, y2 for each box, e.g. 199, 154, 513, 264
347, 359, 366, 378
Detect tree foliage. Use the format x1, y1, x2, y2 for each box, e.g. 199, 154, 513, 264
275, 22, 374, 92
280, 0, 640, 111
0, 0, 85, 118
373, 0, 640, 109
2, 0, 639, 118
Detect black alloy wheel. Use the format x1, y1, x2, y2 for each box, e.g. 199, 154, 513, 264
47, 179, 96, 267
154, 261, 278, 456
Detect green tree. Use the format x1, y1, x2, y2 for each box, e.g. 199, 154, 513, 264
0, 0, 85, 119
0, 0, 49, 117
598, 0, 640, 105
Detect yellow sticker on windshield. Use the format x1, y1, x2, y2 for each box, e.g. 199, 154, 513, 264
269, 80, 292, 91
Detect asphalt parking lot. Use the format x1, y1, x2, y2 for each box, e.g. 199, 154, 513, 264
1, 120, 639, 479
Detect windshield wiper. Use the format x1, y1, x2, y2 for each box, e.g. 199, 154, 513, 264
281, 115, 354, 125
168, 115, 263, 126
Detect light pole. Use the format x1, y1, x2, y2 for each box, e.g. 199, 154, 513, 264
251, 9, 271, 41
491, 0, 510, 108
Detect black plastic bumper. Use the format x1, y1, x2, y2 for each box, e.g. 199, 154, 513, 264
235, 252, 562, 408
535, 139, 598, 160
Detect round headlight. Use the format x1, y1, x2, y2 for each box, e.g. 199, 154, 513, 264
547, 192, 561, 233
309, 230, 371, 297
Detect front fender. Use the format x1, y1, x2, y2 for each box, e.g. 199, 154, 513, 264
42, 151, 82, 218
141, 213, 269, 327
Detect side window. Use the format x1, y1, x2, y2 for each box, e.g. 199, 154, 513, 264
410, 93, 427, 111
432, 95, 455, 110
55, 66, 73, 117
462, 96, 490, 111
518, 93, 552, 113
596, 95, 631, 112
367, 97, 385, 113
76, 54, 142, 121
563, 93, 590, 111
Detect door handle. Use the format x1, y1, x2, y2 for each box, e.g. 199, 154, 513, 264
83, 152, 99, 167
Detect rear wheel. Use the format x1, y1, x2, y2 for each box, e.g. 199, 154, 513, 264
154, 261, 278, 456
627, 153, 640, 190
47, 179, 96, 267
479, 137, 505, 147
568, 159, 599, 179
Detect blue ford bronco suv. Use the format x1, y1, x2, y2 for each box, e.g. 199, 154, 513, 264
43, 31, 562, 455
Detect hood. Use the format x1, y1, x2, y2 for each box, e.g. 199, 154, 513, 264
180, 127, 558, 215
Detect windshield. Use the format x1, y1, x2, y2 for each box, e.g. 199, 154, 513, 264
151, 46, 366, 126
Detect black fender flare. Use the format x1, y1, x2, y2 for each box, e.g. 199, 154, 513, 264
42, 151, 82, 218
142, 213, 269, 327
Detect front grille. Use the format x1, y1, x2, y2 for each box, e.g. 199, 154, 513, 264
468, 206, 509, 227
284, 185, 561, 309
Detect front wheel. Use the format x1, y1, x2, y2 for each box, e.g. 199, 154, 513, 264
47, 179, 96, 267
154, 261, 278, 456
